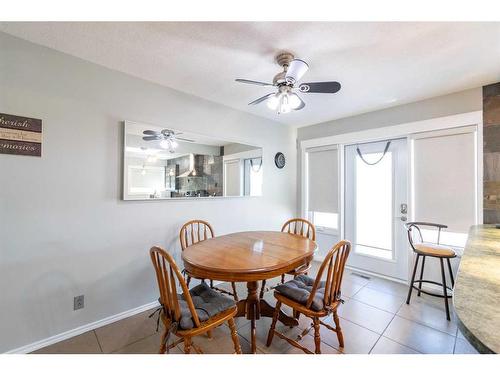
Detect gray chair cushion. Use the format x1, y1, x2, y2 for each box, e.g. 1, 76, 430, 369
274, 275, 326, 311
178, 282, 236, 330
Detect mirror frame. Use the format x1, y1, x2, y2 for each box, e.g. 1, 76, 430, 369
122, 120, 264, 201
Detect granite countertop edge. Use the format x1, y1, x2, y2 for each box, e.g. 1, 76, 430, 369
453, 224, 500, 354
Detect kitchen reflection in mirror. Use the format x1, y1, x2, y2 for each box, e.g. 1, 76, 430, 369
123, 121, 263, 200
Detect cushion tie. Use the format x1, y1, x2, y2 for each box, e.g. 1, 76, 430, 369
162, 321, 178, 354
148, 297, 165, 332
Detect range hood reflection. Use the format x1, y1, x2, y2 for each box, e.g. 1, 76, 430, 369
176, 153, 209, 178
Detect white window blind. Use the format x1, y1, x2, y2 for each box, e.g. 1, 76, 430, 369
306, 146, 339, 214
224, 160, 241, 196
413, 127, 476, 235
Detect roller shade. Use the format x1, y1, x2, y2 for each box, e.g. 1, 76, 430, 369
307, 146, 339, 213
413, 128, 476, 233
224, 160, 241, 196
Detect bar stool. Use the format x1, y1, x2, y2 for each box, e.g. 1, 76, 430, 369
405, 222, 457, 321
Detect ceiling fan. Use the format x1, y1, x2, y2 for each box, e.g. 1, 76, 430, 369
235, 51, 341, 114
142, 129, 194, 153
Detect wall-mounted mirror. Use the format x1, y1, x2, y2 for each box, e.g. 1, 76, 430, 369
123, 121, 263, 200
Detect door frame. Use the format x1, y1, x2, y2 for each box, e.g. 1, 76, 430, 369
299, 110, 483, 282
344, 138, 409, 280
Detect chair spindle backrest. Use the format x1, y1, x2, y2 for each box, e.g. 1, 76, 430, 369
281, 218, 316, 241
149, 246, 201, 327
306, 240, 351, 310
179, 220, 215, 250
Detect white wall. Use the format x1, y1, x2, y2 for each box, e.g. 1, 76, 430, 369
297, 88, 482, 141
0, 32, 297, 352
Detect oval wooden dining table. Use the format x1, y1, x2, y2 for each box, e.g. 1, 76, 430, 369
182, 231, 317, 353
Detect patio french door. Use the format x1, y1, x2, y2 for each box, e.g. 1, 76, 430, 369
344, 138, 409, 281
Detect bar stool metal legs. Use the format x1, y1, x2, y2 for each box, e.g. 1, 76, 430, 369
406, 254, 420, 305
417, 256, 426, 297
446, 258, 455, 287
439, 258, 451, 321
406, 253, 454, 321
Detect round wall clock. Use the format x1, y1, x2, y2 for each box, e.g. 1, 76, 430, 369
274, 152, 286, 169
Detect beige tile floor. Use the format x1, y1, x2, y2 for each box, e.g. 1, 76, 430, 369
32, 262, 480, 355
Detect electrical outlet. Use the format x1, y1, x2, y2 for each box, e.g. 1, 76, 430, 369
74, 295, 84, 310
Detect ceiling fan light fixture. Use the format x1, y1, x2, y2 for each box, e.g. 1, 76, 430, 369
288, 93, 302, 110
267, 91, 301, 114
146, 155, 158, 163
159, 138, 179, 153
278, 93, 292, 114
159, 139, 171, 149
266, 93, 280, 110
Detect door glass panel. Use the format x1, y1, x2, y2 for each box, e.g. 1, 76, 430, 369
344, 138, 408, 280
355, 152, 393, 259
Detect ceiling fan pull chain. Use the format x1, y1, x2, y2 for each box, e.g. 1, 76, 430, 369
356, 141, 391, 166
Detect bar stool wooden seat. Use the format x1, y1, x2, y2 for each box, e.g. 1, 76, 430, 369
405, 222, 457, 321
180, 220, 239, 301
149, 246, 242, 354
266, 240, 351, 354
259, 218, 316, 299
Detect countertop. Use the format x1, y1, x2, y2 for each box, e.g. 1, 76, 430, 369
453, 225, 500, 354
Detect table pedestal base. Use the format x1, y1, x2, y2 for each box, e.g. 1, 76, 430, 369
235, 281, 298, 353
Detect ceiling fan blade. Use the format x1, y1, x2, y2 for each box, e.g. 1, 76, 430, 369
177, 137, 195, 142
298, 81, 341, 94
235, 79, 274, 87
248, 93, 276, 105
143, 130, 159, 135
285, 59, 309, 84
143, 135, 161, 141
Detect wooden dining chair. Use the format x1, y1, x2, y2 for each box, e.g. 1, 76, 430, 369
259, 218, 316, 299
150, 246, 242, 354
180, 220, 239, 301
266, 240, 351, 354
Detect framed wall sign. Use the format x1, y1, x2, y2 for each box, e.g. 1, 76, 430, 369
0, 113, 42, 157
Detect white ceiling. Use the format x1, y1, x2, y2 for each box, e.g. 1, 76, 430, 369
1, 22, 499, 127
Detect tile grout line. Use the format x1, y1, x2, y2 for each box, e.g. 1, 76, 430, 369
337, 296, 399, 336
109, 331, 159, 354
92, 330, 104, 354
382, 314, 457, 354
347, 283, 367, 299
391, 314, 457, 338
379, 335, 424, 354
96, 310, 161, 354
351, 294, 405, 315
393, 305, 459, 337
368, 311, 397, 354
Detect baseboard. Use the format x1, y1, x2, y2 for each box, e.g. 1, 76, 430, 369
5, 300, 160, 354
344, 265, 408, 285
312, 258, 408, 284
